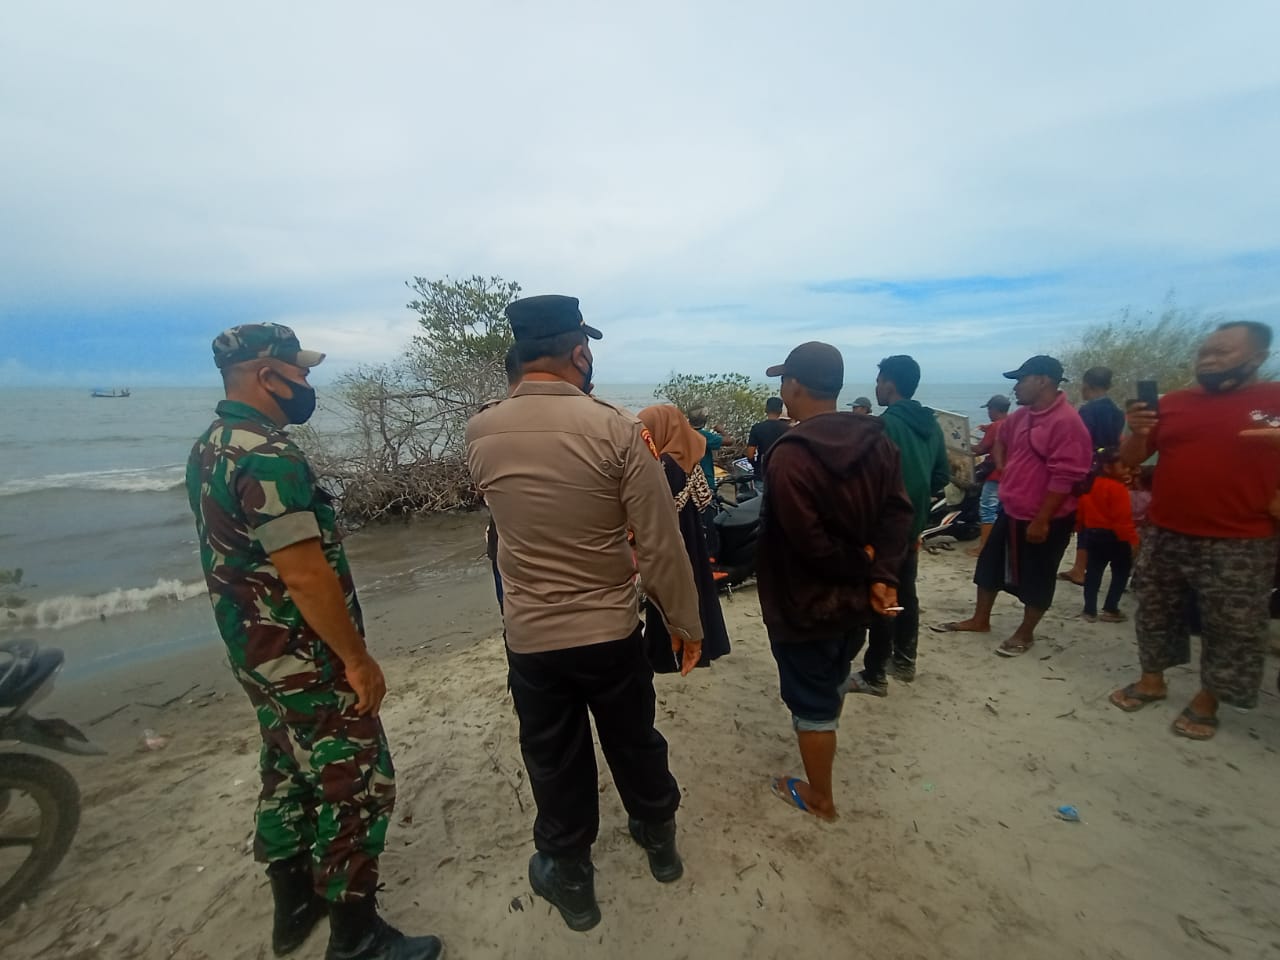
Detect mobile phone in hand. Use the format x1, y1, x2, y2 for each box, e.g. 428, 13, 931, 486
1136, 380, 1159, 414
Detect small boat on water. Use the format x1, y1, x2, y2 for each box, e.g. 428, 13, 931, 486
90, 388, 131, 398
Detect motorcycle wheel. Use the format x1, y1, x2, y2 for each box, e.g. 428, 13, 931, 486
0, 752, 81, 921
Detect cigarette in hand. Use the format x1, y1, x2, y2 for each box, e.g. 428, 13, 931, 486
884, 605, 905, 613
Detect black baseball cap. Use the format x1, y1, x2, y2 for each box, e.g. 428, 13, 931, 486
766, 342, 844, 395
983, 394, 1011, 412
504, 295, 602, 342
1003, 355, 1067, 383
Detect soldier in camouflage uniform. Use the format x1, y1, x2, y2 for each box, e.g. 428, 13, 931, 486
187, 323, 443, 960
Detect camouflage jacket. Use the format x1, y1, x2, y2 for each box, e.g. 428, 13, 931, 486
187, 400, 362, 687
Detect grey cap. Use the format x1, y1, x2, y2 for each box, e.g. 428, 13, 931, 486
983, 394, 1011, 412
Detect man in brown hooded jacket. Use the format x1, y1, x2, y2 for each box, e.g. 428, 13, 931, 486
757, 341, 914, 821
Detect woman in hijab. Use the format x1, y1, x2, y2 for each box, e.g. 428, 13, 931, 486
637, 405, 731, 670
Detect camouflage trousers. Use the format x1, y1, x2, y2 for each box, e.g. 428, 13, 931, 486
1135, 526, 1278, 709
237, 668, 396, 903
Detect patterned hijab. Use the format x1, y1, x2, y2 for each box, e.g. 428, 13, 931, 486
637, 404, 707, 475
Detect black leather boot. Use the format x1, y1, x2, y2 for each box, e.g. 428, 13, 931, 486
527, 852, 601, 931
266, 854, 326, 956
628, 817, 683, 883
325, 898, 444, 960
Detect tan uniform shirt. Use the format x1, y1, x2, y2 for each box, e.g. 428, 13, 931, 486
466, 379, 703, 655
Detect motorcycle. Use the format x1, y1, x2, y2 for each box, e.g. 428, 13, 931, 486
0, 639, 104, 921
921, 482, 982, 546
709, 466, 763, 590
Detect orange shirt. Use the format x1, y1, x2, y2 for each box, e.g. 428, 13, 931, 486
1077, 475, 1139, 546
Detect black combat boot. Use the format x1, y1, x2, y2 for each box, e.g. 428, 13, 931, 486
325, 898, 444, 960
628, 817, 684, 883
527, 852, 601, 931
266, 854, 327, 956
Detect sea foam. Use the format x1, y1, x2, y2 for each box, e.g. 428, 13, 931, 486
0, 466, 186, 497
6, 578, 207, 631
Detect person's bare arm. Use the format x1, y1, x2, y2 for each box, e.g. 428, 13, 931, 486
272, 539, 386, 714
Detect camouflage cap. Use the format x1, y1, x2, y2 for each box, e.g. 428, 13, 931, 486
211, 323, 326, 370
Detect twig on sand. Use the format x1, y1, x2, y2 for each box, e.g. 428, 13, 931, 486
139, 683, 200, 709
86, 703, 131, 726
1176, 915, 1233, 955
1055, 708, 1077, 719
485, 746, 526, 813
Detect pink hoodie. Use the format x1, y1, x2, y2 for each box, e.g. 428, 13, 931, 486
997, 392, 1094, 521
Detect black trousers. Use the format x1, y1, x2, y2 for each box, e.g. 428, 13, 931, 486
1082, 529, 1133, 615
863, 546, 920, 681
505, 626, 681, 860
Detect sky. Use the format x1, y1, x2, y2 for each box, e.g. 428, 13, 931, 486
2, 1, 1279, 387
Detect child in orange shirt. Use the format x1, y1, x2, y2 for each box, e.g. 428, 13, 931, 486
1077, 452, 1139, 622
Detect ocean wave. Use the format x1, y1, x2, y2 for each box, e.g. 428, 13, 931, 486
3, 578, 207, 631
0, 465, 186, 497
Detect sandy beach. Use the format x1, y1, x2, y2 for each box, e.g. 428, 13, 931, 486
3, 543, 1279, 960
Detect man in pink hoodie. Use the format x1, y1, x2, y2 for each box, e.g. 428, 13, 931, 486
934, 356, 1093, 656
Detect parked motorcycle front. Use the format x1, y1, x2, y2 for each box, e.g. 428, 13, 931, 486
0, 640, 104, 921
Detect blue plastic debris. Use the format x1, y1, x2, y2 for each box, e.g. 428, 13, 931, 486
1055, 805, 1081, 822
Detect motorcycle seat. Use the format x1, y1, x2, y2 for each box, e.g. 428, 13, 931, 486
714, 496, 763, 529
0, 640, 64, 710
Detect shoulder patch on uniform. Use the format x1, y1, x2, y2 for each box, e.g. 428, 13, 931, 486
640, 427, 660, 460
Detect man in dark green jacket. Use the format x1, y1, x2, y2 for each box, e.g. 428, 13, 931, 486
850, 355, 950, 693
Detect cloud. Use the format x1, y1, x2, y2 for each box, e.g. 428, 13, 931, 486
1, 1, 1279, 384
809, 274, 1062, 301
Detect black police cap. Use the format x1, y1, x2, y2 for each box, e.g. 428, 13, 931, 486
504, 295, 602, 343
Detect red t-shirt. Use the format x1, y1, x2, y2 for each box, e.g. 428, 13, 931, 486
976, 417, 1005, 482
1148, 382, 1280, 539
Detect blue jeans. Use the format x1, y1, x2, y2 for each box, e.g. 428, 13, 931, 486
979, 480, 1001, 524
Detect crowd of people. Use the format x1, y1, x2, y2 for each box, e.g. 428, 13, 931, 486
183, 305, 1280, 955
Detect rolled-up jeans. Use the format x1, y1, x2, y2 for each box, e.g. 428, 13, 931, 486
979, 480, 1001, 525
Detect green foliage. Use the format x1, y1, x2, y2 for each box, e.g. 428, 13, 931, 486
406, 274, 519, 407
1057, 301, 1214, 403
299, 276, 521, 525
654, 372, 772, 451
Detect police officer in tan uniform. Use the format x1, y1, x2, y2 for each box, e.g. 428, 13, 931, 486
466, 295, 704, 932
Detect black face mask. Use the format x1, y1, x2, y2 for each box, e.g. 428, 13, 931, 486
270, 373, 317, 424
1196, 362, 1256, 394
576, 354, 594, 393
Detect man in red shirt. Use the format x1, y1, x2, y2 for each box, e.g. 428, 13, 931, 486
1110, 321, 1280, 740
967, 394, 1010, 558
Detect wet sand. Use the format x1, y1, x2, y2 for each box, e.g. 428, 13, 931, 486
3, 544, 1279, 959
